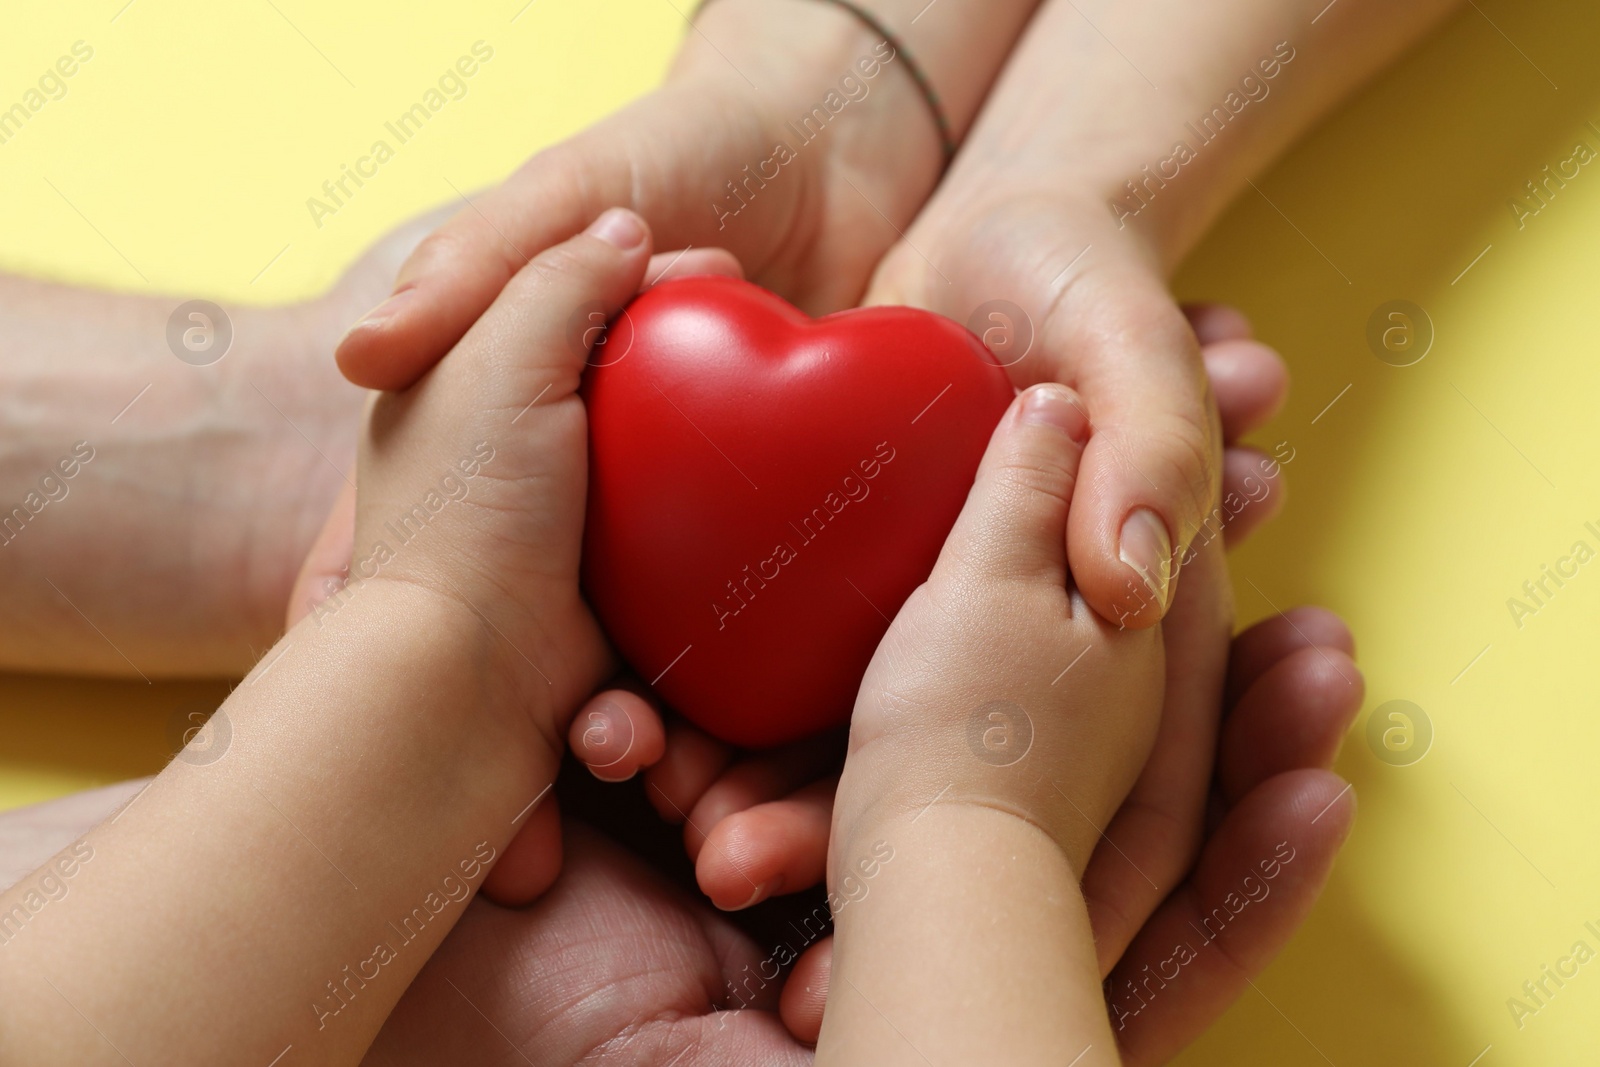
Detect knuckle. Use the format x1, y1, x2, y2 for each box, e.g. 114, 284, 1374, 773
991, 455, 1076, 513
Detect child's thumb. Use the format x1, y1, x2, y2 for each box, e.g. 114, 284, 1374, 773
935, 384, 1090, 586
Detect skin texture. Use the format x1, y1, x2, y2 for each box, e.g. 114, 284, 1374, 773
0, 0, 1459, 680
816, 383, 1165, 1064
0, 604, 1361, 1067
0, 217, 1365, 1061
0, 212, 442, 676
0, 0, 1467, 1058
0, 214, 658, 1066
294, 300, 1353, 1059
340, 0, 1464, 631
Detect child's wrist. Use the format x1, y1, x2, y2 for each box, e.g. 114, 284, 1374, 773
822, 801, 1115, 1064
832, 739, 1103, 882
295, 576, 563, 790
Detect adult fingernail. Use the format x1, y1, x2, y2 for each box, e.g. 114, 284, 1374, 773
1021, 384, 1090, 442
587, 207, 646, 250
1119, 507, 1173, 615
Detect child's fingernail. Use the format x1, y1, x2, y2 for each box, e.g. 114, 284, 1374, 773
1021, 384, 1089, 442
1119, 507, 1173, 614
722, 880, 774, 911
581, 702, 635, 776
342, 288, 414, 343
587, 208, 646, 250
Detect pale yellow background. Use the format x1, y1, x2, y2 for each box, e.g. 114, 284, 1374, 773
1, 1, 1597, 1063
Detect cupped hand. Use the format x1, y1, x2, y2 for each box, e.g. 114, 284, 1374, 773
563, 309, 1361, 1055
334, 1, 944, 394
567, 302, 1287, 908
293, 209, 746, 908
362, 817, 816, 1067
368, 584, 1357, 1067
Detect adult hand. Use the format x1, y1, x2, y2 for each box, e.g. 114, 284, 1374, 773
2, 579, 1359, 1067
565, 303, 1288, 907
364, 819, 817, 1067
556, 311, 1362, 1060
333, 0, 1041, 392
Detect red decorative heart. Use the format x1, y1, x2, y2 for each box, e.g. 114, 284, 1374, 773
582, 276, 1014, 748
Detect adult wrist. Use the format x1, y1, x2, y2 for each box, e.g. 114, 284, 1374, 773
676, 0, 946, 187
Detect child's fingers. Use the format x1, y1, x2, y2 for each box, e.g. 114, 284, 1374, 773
779, 935, 832, 1044
285, 480, 356, 629
437, 208, 654, 408
643, 719, 734, 825
682, 734, 843, 860
693, 779, 835, 911
1225, 608, 1355, 707
936, 384, 1091, 586
1216, 648, 1364, 804
568, 687, 667, 783
480, 792, 563, 906
1108, 771, 1354, 1067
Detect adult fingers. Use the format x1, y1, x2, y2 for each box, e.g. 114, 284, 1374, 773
1218, 447, 1287, 548
1053, 268, 1222, 630
1217, 648, 1364, 804
644, 719, 735, 825
645, 247, 744, 287
1080, 531, 1231, 974
336, 84, 787, 391
683, 736, 843, 860
1182, 303, 1252, 344
1204, 340, 1287, 443
568, 686, 668, 784
480, 792, 563, 906
1108, 771, 1355, 1067
1225, 608, 1355, 707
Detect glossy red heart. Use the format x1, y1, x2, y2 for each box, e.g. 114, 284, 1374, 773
582, 276, 1014, 748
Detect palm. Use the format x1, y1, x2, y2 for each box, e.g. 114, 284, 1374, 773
365, 816, 812, 1067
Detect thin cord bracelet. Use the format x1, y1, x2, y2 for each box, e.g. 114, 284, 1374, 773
695, 0, 958, 169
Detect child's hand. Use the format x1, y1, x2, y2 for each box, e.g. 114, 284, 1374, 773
563, 304, 1290, 915
288, 209, 741, 903
832, 383, 1163, 869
